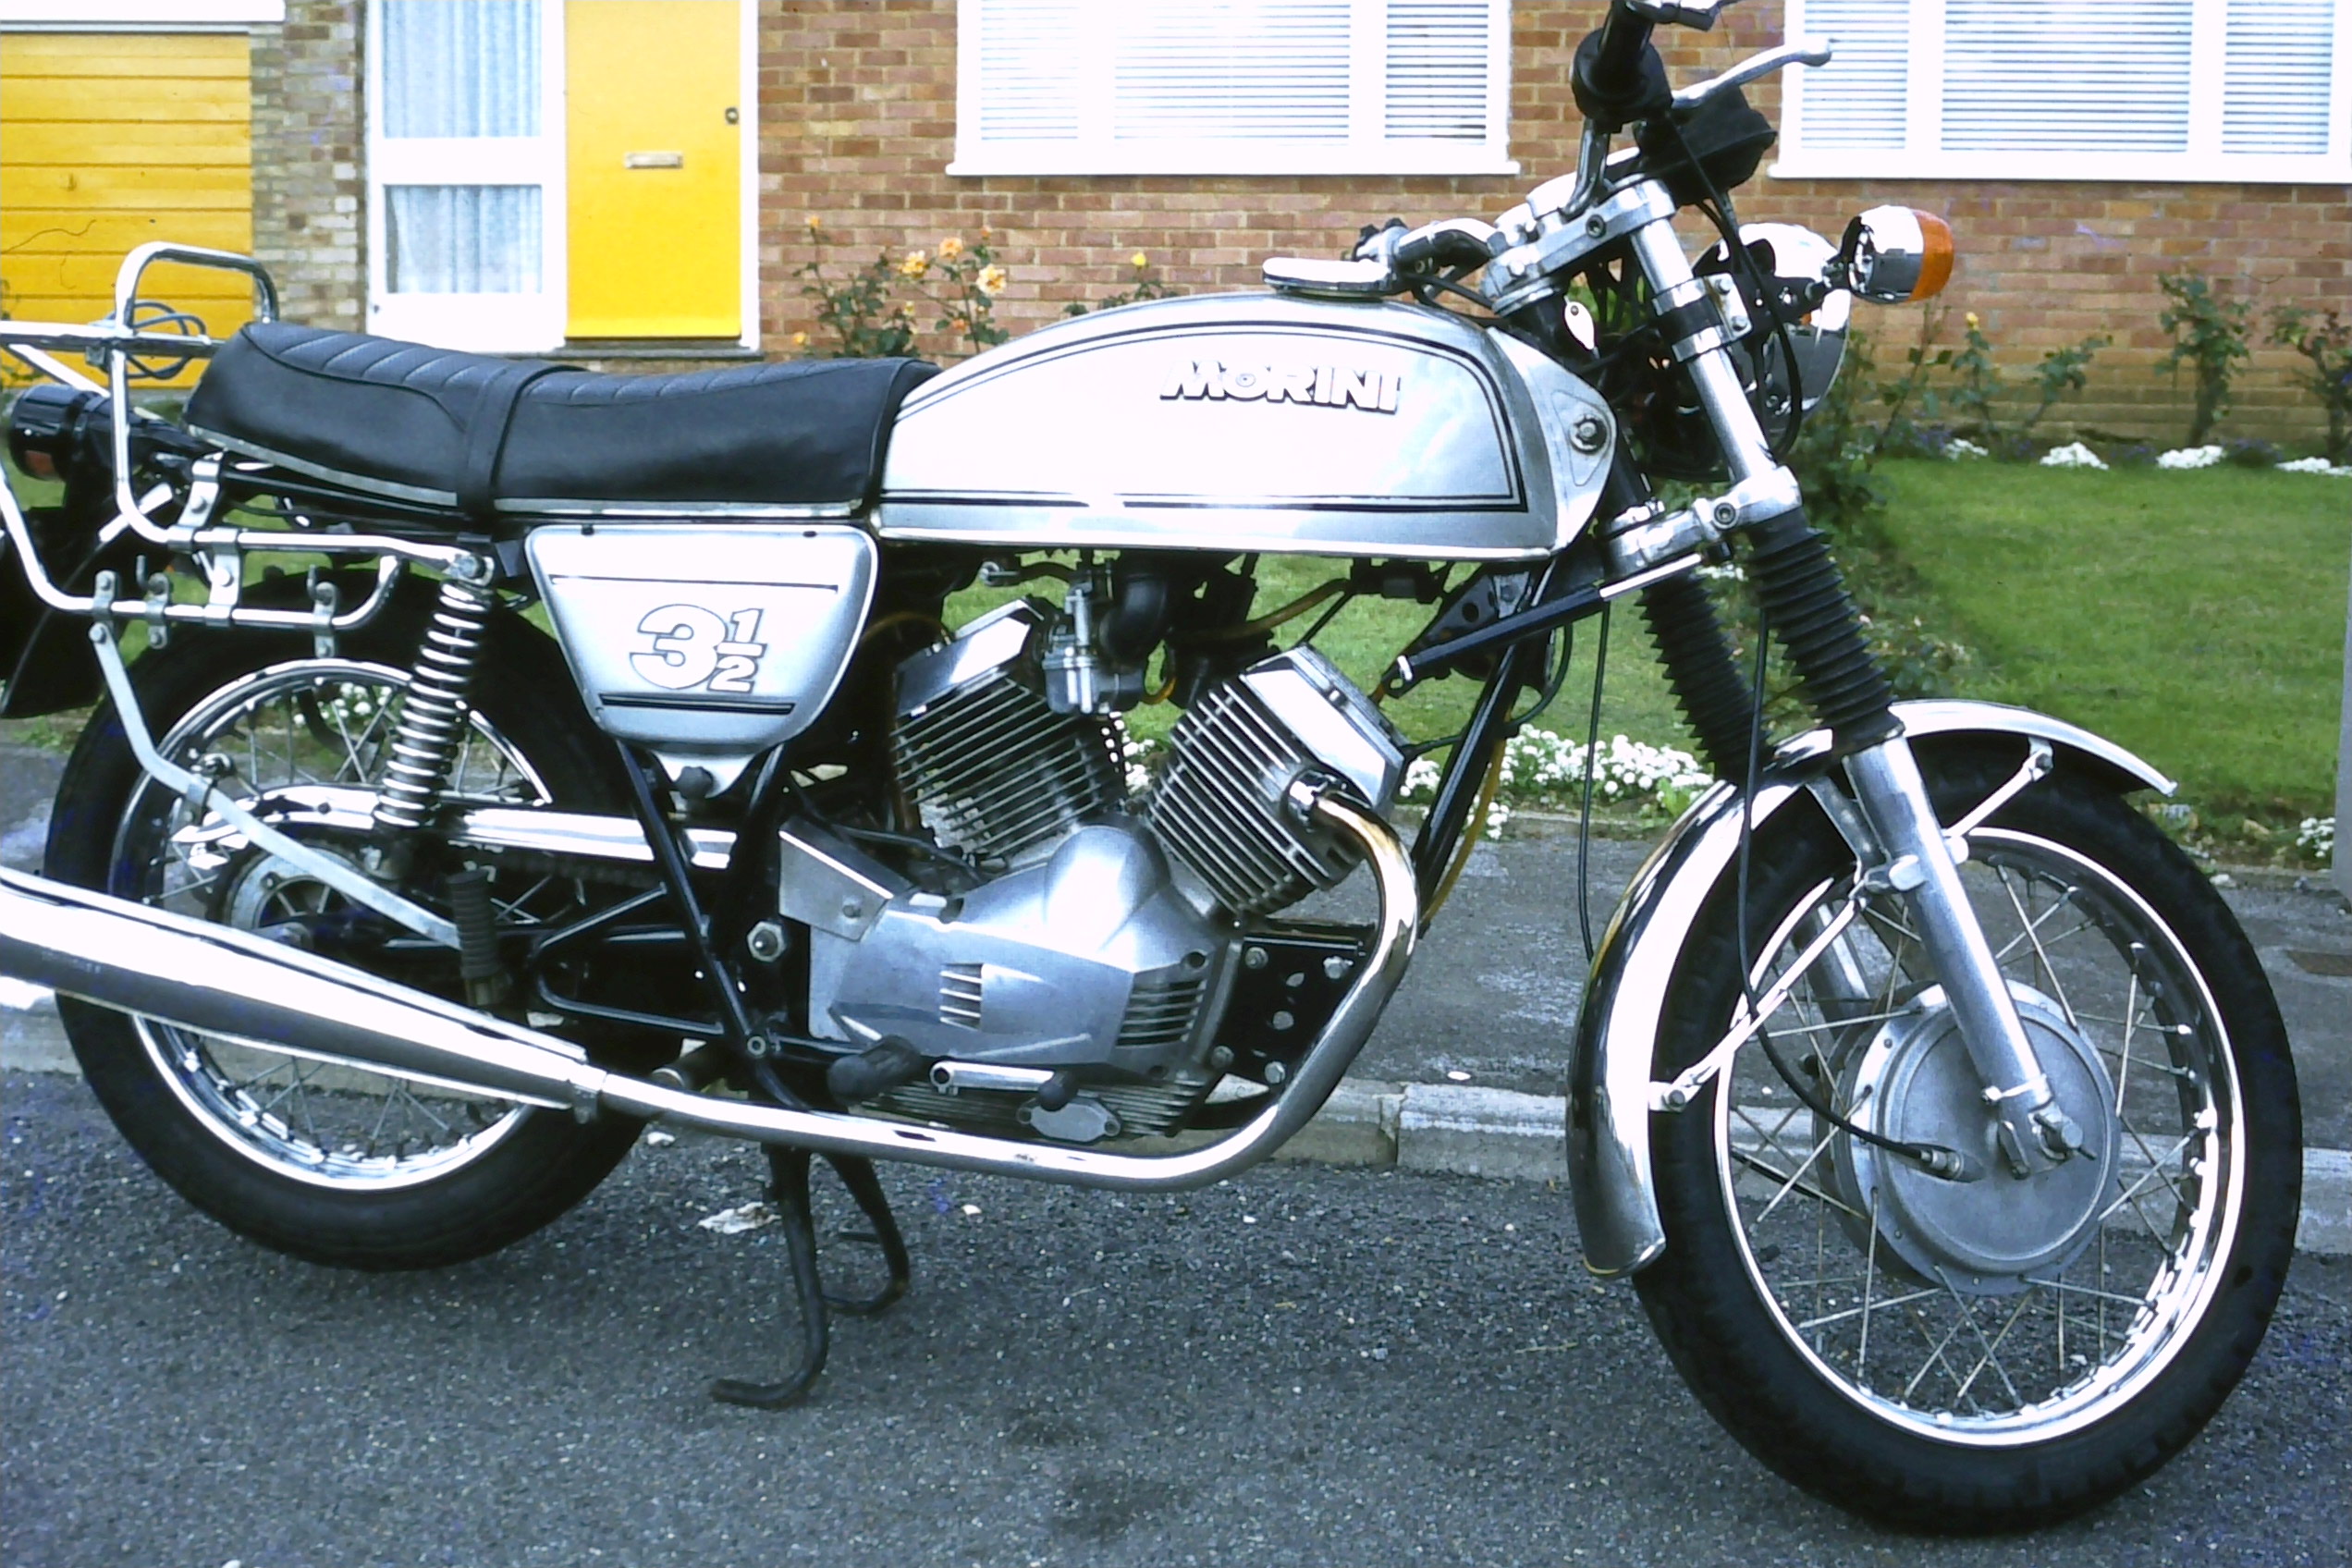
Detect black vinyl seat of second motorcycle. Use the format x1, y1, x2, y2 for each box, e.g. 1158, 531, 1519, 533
182, 321, 938, 521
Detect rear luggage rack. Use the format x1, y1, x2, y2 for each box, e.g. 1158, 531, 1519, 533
2, 243, 458, 646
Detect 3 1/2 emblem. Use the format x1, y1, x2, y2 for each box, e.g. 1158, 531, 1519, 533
630, 605, 769, 694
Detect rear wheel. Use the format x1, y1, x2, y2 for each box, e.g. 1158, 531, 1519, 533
46, 610, 648, 1270
1634, 751, 2301, 1529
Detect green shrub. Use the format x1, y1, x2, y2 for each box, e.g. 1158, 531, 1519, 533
795, 222, 1011, 360
2156, 271, 2254, 446
1062, 251, 1182, 316
2268, 304, 2352, 463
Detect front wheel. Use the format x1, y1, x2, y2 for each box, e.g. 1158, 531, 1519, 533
1634, 748, 2300, 1530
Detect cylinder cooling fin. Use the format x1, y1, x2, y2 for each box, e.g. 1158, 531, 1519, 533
891, 601, 1125, 866
1144, 647, 1404, 918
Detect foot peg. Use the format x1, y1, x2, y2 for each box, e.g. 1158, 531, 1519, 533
825, 1035, 925, 1102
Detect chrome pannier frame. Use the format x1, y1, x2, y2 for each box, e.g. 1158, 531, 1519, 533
1, 243, 471, 649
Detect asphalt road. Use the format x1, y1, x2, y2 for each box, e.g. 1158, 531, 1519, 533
5, 1070, 2348, 1568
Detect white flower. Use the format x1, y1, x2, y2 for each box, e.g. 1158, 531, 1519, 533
2157, 444, 2224, 469
1943, 437, 1990, 460
1117, 725, 1159, 795
1697, 562, 1746, 582
2297, 816, 2335, 860
2277, 456, 2352, 477
2040, 441, 2108, 470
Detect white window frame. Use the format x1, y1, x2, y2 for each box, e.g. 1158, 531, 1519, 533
950, 0, 1516, 177
364, 0, 567, 351
363, 1, 761, 355
1774, 0, 2352, 183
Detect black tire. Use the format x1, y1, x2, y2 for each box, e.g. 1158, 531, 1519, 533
1633, 747, 2301, 1530
44, 593, 647, 1271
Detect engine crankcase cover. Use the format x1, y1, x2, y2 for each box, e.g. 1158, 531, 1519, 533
877, 293, 1613, 562
785, 818, 1233, 1078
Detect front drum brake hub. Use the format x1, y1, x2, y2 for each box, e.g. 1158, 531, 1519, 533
1831, 984, 2121, 1294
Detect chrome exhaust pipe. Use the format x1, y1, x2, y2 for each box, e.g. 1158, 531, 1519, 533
0, 794, 1415, 1193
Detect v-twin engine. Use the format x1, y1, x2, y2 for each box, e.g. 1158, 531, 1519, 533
780, 602, 1402, 1144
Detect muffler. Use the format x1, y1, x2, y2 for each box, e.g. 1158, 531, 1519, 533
0, 792, 1414, 1192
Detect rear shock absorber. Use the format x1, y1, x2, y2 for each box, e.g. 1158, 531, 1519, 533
373, 571, 497, 834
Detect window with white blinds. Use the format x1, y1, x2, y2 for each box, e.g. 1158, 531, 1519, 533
1778, 0, 2351, 181
952, 0, 1513, 175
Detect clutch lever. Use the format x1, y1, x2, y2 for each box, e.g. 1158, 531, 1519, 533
1671, 36, 1834, 112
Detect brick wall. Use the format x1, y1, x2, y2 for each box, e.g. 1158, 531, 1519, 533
250, 1, 365, 335
766, 0, 2347, 447
234, 1, 2345, 445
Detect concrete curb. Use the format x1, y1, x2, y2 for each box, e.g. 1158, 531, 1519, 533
6, 994, 2346, 1256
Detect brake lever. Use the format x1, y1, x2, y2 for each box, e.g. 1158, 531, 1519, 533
1671, 36, 1834, 112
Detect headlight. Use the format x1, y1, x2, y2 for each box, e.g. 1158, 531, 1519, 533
1638, 222, 1851, 480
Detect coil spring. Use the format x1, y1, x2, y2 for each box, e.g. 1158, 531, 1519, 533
373, 575, 496, 833
1745, 510, 1899, 749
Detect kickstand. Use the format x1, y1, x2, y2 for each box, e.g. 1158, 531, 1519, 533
822, 1153, 911, 1317
709, 1147, 912, 1409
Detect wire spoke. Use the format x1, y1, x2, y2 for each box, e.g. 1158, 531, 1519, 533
1948, 1289, 2034, 1408
1731, 1147, 1868, 1225
1996, 864, 2082, 1028
1795, 1285, 1944, 1335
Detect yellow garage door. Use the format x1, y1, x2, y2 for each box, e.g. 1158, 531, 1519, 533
0, 31, 255, 387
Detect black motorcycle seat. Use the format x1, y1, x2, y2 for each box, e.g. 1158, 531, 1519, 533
183, 322, 937, 521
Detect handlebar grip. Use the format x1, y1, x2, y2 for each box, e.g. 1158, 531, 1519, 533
1591, 5, 1655, 87
1391, 227, 1493, 274
1574, 3, 1672, 132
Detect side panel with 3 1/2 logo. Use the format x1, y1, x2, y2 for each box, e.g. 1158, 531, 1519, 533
629, 606, 769, 694
524, 524, 879, 759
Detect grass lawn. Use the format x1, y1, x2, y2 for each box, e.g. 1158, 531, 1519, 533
1873, 459, 2348, 819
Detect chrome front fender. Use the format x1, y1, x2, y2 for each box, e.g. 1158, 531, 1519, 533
1566, 700, 2175, 1277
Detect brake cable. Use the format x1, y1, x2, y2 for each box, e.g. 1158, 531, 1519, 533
1728, 601, 1975, 1179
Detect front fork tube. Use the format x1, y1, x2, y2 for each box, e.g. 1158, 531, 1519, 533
1623, 211, 2073, 1175
1844, 738, 2075, 1173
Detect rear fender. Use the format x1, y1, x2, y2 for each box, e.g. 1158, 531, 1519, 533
1566, 700, 2175, 1278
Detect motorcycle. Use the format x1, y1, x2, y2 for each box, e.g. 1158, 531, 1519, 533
0, 1, 2301, 1531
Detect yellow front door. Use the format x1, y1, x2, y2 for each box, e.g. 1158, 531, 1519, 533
564, 0, 740, 340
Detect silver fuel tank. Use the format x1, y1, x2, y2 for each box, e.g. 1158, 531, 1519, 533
876, 293, 1614, 562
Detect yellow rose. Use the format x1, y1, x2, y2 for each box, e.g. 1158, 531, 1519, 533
1966, 312, 1980, 330
976, 264, 1009, 297
937, 236, 964, 260
1130, 251, 1149, 269
790, 330, 808, 349
899, 250, 930, 278
804, 214, 822, 231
